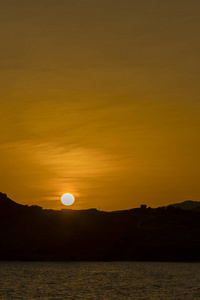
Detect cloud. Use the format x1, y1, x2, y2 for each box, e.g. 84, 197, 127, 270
0, 141, 119, 208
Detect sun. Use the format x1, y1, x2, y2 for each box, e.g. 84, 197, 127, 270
61, 193, 75, 206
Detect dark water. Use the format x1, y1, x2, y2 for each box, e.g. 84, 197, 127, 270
0, 261, 200, 299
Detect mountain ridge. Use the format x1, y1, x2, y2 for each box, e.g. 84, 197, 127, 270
168, 200, 200, 211
1, 193, 200, 262
1, 192, 200, 212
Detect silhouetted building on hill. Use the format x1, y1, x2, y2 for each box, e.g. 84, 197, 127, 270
140, 205, 147, 210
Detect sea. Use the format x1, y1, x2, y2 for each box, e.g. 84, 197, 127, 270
0, 261, 200, 299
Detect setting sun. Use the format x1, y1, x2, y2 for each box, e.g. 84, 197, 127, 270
61, 193, 75, 206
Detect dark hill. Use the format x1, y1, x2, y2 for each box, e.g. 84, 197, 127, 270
1, 193, 200, 262
168, 200, 200, 210
0, 192, 24, 208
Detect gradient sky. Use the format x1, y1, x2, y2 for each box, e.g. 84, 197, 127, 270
0, 0, 200, 210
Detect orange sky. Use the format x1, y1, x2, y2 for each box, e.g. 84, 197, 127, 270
0, 1, 200, 210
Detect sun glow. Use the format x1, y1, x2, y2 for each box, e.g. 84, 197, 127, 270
61, 193, 75, 206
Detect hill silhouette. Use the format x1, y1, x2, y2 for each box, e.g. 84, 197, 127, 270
1, 192, 200, 261
168, 200, 200, 210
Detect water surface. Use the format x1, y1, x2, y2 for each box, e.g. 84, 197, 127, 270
0, 261, 200, 299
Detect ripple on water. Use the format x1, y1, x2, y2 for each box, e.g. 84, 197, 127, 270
0, 261, 200, 299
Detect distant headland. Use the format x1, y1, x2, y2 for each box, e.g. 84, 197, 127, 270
1, 192, 200, 262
